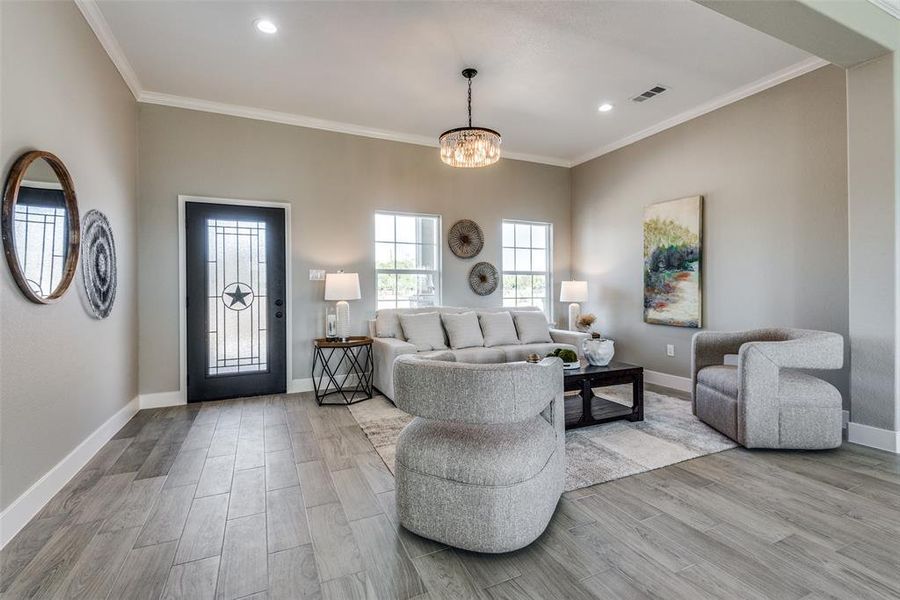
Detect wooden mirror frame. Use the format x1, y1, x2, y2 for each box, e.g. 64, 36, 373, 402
2, 150, 80, 304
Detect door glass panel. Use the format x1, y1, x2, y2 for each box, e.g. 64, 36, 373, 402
207, 218, 268, 375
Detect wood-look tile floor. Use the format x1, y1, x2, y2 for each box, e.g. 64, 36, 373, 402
3, 387, 900, 599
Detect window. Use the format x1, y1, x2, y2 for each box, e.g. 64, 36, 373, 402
375, 212, 441, 309
502, 220, 552, 317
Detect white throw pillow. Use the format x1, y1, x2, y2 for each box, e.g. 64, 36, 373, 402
478, 312, 520, 347
374, 310, 404, 340
512, 311, 553, 344
442, 312, 485, 349
397, 312, 447, 351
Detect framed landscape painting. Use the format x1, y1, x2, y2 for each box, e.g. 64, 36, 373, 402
643, 195, 702, 327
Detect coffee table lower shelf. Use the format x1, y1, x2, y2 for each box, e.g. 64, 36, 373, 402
563, 362, 644, 430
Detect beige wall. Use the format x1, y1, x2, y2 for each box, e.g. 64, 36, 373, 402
571, 65, 850, 400
848, 53, 896, 431
0, 1, 138, 510
137, 105, 571, 394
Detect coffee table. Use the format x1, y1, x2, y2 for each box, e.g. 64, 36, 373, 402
563, 361, 643, 429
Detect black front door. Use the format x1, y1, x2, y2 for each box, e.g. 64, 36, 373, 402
185, 202, 287, 402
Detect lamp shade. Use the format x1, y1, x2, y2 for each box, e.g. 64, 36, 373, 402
324, 272, 361, 301
560, 280, 588, 303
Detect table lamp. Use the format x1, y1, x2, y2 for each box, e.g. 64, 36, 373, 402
324, 271, 361, 341
560, 280, 588, 331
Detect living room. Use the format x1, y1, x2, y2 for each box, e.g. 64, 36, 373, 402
1, 0, 899, 598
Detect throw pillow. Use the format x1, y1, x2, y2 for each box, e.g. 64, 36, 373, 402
397, 312, 447, 351
374, 310, 404, 340
442, 311, 485, 349
512, 311, 553, 344
478, 311, 520, 347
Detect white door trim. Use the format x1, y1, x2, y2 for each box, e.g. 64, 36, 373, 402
177, 194, 293, 404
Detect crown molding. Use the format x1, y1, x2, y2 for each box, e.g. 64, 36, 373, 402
74, 0, 142, 99
570, 56, 829, 167
866, 0, 900, 19
137, 91, 573, 167
76, 0, 830, 170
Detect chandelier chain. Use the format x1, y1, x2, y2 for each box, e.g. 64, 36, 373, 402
467, 77, 472, 127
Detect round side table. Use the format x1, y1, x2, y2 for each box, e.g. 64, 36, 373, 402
312, 336, 373, 405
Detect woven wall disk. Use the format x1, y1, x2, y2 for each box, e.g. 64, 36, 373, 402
469, 261, 498, 296
448, 219, 484, 258
81, 209, 117, 318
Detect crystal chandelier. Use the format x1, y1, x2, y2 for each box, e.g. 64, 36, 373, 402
439, 68, 501, 168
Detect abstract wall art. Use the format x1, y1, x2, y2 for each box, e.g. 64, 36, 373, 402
81, 209, 117, 318
643, 195, 702, 327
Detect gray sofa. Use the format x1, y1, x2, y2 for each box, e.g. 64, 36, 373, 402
393, 353, 565, 553
691, 328, 844, 449
368, 306, 588, 400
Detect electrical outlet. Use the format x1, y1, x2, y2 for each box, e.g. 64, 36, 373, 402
309, 269, 325, 281
666, 344, 675, 357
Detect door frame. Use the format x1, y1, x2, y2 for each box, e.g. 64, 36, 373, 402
178, 194, 293, 402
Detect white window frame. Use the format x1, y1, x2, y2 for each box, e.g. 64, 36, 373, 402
501, 219, 553, 319
374, 210, 442, 309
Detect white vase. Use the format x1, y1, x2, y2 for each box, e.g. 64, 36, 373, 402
582, 338, 615, 366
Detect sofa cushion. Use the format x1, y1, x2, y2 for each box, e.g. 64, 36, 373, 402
478, 311, 520, 347
398, 312, 448, 351
442, 312, 485, 349
396, 415, 557, 486
420, 347, 505, 364
497, 343, 577, 363
452, 347, 506, 364
696, 365, 739, 398
512, 311, 552, 344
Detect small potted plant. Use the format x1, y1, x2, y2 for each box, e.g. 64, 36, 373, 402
545, 348, 580, 369
577, 313, 615, 366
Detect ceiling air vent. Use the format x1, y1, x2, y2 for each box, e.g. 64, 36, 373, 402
631, 84, 669, 103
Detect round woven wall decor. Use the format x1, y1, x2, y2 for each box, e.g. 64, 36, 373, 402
469, 262, 498, 296
448, 219, 484, 258
81, 209, 117, 318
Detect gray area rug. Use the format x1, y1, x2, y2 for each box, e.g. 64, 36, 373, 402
349, 387, 737, 492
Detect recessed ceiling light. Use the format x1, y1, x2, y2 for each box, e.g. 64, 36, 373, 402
598, 103, 614, 113
254, 19, 277, 34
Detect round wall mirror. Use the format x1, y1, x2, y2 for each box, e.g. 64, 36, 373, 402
2, 150, 80, 303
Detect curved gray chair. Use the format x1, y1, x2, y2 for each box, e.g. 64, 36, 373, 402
392, 353, 565, 553
691, 328, 844, 449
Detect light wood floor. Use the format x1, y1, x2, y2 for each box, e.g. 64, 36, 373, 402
2, 387, 900, 600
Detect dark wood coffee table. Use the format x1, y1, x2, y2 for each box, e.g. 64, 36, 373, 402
563, 361, 643, 429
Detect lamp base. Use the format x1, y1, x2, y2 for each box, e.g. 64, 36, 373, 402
336, 300, 351, 340
568, 302, 581, 331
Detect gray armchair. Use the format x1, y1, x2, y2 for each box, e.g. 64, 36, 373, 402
691, 328, 844, 449
392, 353, 565, 553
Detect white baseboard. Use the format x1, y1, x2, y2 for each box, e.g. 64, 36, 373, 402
139, 378, 316, 408
0, 396, 140, 549
289, 378, 314, 393
139, 389, 185, 409
644, 369, 692, 393
847, 421, 900, 454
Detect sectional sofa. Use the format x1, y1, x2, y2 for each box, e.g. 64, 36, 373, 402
367, 306, 588, 400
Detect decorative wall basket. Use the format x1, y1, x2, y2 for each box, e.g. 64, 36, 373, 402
469, 261, 498, 296
81, 209, 117, 318
448, 219, 484, 258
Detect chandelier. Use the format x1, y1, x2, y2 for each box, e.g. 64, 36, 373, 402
439, 68, 501, 168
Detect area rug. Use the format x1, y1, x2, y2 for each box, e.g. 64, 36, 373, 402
349, 387, 737, 492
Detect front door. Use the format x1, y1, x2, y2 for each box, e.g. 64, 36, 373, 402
185, 201, 287, 402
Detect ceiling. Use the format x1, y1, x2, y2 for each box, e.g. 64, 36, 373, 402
85, 0, 821, 166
